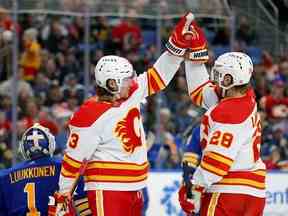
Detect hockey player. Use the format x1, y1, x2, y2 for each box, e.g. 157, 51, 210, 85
181, 125, 202, 216
0, 123, 91, 216
55, 12, 207, 216
182, 125, 202, 170
178, 49, 266, 214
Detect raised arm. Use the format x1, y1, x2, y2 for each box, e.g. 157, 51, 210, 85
135, 51, 183, 98
134, 12, 209, 100
185, 62, 220, 110
173, 12, 220, 110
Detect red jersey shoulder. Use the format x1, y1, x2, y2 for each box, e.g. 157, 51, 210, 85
69, 98, 113, 127
210, 89, 256, 124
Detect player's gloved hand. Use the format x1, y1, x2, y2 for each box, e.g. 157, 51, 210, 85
48, 192, 76, 216
178, 184, 204, 215
166, 12, 197, 56
185, 19, 208, 63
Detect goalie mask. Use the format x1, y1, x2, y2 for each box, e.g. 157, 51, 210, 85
94, 55, 135, 94
210, 52, 253, 90
19, 123, 56, 160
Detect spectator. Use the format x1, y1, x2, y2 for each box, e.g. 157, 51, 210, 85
68, 16, 85, 45
263, 145, 285, 169
41, 18, 68, 54
153, 108, 181, 169
61, 73, 85, 104
0, 7, 19, 31
212, 23, 230, 46
0, 67, 34, 98
262, 51, 278, 81
0, 10, 288, 171
20, 28, 42, 82
32, 72, 50, 103
236, 16, 256, 46
57, 51, 80, 84
45, 80, 63, 107
112, 10, 142, 52
0, 29, 12, 81
260, 79, 288, 119
42, 57, 61, 80
19, 98, 59, 135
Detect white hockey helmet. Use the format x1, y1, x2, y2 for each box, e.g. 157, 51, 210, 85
94, 55, 135, 94
210, 52, 253, 89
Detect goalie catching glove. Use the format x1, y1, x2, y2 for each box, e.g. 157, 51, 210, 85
166, 12, 208, 63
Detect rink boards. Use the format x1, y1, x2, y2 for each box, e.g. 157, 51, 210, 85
146, 171, 288, 216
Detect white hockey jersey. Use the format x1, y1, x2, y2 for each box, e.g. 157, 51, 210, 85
185, 62, 266, 198
59, 52, 183, 192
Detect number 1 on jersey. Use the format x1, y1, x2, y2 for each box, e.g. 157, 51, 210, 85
24, 183, 41, 216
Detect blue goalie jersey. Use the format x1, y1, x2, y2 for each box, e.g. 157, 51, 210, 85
0, 157, 62, 216
0, 156, 91, 216
182, 125, 202, 169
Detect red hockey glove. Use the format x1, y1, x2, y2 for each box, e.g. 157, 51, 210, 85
166, 12, 196, 56
48, 192, 76, 216
166, 12, 208, 63
178, 184, 204, 215
185, 19, 208, 63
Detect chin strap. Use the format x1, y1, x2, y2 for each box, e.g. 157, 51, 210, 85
221, 88, 227, 98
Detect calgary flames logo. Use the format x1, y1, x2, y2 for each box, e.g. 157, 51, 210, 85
114, 108, 142, 154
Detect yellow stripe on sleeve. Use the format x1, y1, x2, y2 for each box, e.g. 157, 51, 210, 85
206, 152, 233, 167
60, 167, 77, 178
252, 170, 266, 176
218, 178, 265, 189
63, 154, 82, 169
149, 68, 165, 89
86, 161, 149, 171
76, 202, 89, 212
201, 161, 228, 176
80, 209, 92, 216
85, 173, 147, 182
183, 156, 199, 167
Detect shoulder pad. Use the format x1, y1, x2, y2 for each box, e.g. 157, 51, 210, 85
211, 89, 255, 124
70, 99, 113, 127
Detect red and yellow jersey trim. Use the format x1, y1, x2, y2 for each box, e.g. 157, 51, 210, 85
147, 67, 166, 96
183, 152, 200, 168
61, 154, 82, 178
74, 197, 92, 216
214, 169, 266, 190
207, 193, 220, 216
84, 161, 149, 183
190, 81, 211, 106
200, 151, 233, 176
61, 154, 149, 183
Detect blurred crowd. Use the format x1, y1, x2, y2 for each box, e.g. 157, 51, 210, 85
0, 5, 288, 171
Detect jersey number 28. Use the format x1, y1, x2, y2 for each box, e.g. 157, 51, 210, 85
24, 183, 41, 216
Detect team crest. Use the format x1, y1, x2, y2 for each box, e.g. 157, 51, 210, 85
114, 108, 142, 153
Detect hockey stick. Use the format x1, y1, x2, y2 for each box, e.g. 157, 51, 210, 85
48, 158, 89, 216
69, 158, 89, 196
182, 161, 193, 199
66, 158, 89, 215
